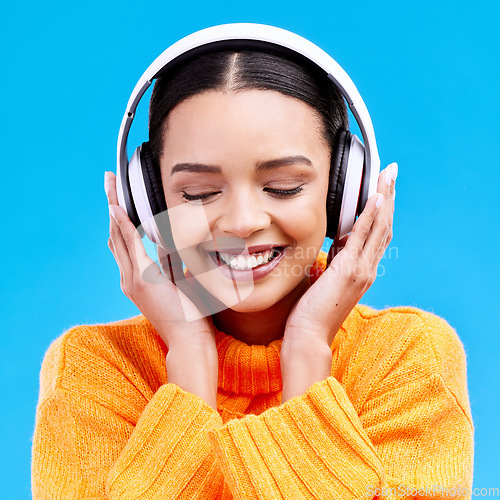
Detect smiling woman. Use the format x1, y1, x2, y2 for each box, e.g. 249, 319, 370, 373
162, 87, 331, 319
31, 24, 474, 500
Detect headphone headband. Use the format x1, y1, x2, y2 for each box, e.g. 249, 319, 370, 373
117, 23, 380, 218
117, 23, 380, 242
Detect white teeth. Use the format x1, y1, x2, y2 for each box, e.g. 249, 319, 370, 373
217, 249, 280, 270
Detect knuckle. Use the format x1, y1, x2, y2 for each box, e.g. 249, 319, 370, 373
362, 271, 371, 286
382, 225, 392, 243
354, 227, 368, 243
347, 264, 366, 285
122, 232, 134, 248
120, 231, 130, 243
120, 280, 132, 300
366, 273, 376, 287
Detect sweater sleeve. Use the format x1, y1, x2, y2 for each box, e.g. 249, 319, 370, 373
208, 334, 474, 499
31, 338, 225, 499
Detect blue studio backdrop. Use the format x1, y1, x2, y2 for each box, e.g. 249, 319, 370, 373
1, 0, 498, 497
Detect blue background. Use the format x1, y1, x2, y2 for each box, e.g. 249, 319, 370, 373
1, 0, 498, 497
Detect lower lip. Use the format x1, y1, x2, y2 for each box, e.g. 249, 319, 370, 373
207, 249, 287, 282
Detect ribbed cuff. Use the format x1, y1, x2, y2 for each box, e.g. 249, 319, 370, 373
208, 376, 383, 500
106, 383, 224, 500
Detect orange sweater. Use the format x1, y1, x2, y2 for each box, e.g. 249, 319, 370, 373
31, 254, 474, 499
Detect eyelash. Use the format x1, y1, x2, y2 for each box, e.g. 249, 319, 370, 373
182, 185, 304, 202
263, 186, 304, 197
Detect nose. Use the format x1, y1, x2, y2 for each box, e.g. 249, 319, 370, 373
216, 189, 271, 238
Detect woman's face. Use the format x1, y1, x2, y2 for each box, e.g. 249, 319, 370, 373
160, 89, 331, 312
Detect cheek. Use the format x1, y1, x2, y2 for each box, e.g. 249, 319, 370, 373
162, 201, 213, 261
279, 196, 327, 248
268, 201, 326, 284
162, 181, 208, 245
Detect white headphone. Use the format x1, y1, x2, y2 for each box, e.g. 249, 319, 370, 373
116, 23, 380, 248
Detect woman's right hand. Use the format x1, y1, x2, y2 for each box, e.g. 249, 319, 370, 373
105, 171, 219, 408
104, 171, 216, 350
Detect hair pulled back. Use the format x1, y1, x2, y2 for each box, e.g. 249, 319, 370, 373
148, 50, 348, 167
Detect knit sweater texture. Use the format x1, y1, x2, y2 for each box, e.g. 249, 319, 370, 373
31, 252, 474, 499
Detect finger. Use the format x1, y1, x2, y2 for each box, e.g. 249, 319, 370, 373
363, 162, 397, 259
379, 162, 397, 201
104, 171, 119, 206
109, 208, 133, 283
107, 229, 126, 284
373, 162, 397, 220
109, 203, 159, 280
342, 192, 383, 257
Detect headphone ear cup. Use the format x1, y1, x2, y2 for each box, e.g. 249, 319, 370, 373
337, 134, 365, 239
326, 129, 351, 239
117, 149, 143, 235
139, 142, 175, 249
140, 142, 167, 216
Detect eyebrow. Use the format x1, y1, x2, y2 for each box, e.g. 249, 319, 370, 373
170, 155, 313, 176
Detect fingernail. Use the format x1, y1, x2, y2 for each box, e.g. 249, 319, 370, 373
375, 193, 383, 209
385, 167, 392, 186
104, 171, 110, 196
390, 162, 398, 182
109, 205, 117, 220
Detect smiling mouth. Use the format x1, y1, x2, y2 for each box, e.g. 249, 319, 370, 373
207, 247, 286, 271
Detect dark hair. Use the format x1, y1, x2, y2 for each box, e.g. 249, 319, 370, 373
148, 50, 348, 166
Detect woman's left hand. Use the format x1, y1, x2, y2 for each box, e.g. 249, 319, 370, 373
280, 162, 397, 402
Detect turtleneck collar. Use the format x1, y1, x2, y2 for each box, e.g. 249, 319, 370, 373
212, 251, 332, 395
214, 328, 283, 394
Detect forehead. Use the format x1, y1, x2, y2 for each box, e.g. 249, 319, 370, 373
161, 89, 328, 163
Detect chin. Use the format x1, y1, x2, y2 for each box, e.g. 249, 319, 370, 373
195, 282, 281, 314
225, 292, 283, 313
214, 274, 309, 314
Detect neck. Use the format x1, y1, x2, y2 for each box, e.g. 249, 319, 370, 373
212, 277, 310, 345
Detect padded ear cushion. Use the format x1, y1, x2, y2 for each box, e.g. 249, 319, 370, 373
326, 129, 351, 239
140, 142, 168, 216
139, 142, 176, 249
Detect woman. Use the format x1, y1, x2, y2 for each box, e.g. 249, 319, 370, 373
32, 27, 474, 499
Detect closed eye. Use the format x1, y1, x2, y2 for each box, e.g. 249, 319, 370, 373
264, 186, 304, 197
182, 191, 222, 203
181, 185, 304, 203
